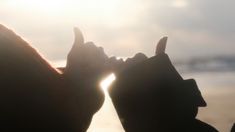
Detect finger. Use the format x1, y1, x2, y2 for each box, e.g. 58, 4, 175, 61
74, 27, 84, 46
155, 36, 168, 55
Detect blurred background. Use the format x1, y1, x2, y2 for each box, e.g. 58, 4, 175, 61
0, 0, 234, 131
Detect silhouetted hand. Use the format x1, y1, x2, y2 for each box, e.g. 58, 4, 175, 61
63, 28, 108, 131
0, 25, 106, 131
65, 28, 109, 77
108, 37, 218, 132
103, 37, 168, 74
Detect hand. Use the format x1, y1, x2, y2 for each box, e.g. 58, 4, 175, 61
63, 28, 107, 131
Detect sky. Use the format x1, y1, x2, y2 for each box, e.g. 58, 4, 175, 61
0, 0, 235, 62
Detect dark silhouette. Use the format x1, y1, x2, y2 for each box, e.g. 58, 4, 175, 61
61, 28, 108, 131
231, 123, 235, 132
0, 25, 105, 131
0, 24, 221, 131
109, 37, 218, 131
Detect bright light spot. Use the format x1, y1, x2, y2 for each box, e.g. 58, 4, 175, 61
100, 73, 116, 94
6, 0, 65, 14
171, 0, 188, 8
89, 73, 123, 132
52, 60, 66, 67
6, 0, 121, 17
3, 0, 145, 28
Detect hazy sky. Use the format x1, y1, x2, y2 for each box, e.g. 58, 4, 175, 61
0, 0, 234, 61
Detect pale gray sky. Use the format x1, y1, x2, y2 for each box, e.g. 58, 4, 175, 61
0, 0, 234, 61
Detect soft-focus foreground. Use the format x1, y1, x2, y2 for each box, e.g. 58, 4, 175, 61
86, 71, 235, 132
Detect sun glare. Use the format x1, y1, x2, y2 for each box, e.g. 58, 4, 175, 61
171, 0, 188, 8
6, 0, 121, 17
6, 0, 65, 13
100, 73, 116, 94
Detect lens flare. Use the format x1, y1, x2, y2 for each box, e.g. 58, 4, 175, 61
100, 73, 116, 94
